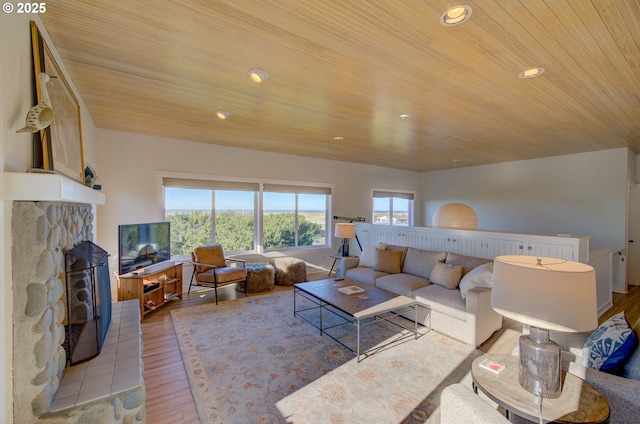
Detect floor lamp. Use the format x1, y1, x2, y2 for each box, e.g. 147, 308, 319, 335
491, 255, 597, 400
334, 223, 356, 257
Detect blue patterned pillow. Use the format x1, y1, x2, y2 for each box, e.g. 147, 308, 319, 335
583, 312, 638, 375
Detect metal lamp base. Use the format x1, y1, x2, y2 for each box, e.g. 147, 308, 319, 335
340, 239, 350, 257
519, 326, 561, 399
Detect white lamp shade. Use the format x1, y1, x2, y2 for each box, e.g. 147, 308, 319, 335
433, 203, 478, 229
334, 223, 356, 238
491, 255, 597, 332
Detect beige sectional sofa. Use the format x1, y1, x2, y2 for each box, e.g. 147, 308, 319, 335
343, 243, 502, 346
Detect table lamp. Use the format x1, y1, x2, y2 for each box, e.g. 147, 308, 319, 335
491, 255, 597, 399
334, 223, 356, 257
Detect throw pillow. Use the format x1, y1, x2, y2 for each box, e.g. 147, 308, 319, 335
583, 312, 639, 375
445, 252, 491, 276
459, 262, 494, 299
385, 244, 409, 268
373, 249, 403, 274
358, 243, 386, 268
429, 262, 463, 289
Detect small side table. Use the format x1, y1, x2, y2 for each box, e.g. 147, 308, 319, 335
471, 354, 609, 423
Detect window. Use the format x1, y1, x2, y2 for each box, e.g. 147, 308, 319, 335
262, 184, 329, 250
214, 190, 255, 252
163, 177, 330, 255
164, 187, 213, 256
372, 190, 414, 226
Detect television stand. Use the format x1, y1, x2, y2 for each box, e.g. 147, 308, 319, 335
138, 261, 173, 275
117, 262, 183, 320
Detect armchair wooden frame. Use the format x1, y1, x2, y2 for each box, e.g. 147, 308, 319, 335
189, 248, 248, 305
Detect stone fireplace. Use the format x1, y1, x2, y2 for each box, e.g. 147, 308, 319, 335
11, 200, 145, 423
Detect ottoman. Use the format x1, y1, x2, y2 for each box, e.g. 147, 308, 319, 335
236, 263, 275, 293
273, 258, 307, 286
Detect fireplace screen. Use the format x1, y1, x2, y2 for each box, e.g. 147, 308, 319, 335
64, 240, 111, 366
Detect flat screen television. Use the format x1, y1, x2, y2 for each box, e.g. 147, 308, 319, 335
118, 222, 171, 275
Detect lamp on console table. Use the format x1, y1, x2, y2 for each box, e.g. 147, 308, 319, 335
334, 223, 356, 257
491, 255, 597, 400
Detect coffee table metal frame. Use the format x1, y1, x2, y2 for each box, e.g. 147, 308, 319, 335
294, 279, 418, 362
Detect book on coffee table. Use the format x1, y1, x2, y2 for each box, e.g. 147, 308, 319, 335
337, 285, 365, 295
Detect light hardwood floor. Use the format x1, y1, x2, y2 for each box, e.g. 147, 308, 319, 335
141, 282, 640, 423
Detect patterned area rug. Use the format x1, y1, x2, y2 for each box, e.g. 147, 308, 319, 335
171, 291, 483, 423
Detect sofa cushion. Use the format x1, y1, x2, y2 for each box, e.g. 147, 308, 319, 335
358, 243, 386, 268
429, 262, 463, 289
459, 262, 494, 299
375, 273, 430, 298
583, 312, 638, 375
414, 284, 466, 321
445, 252, 491, 276
345, 267, 388, 285
402, 248, 446, 280
373, 249, 403, 274
385, 244, 409, 267
198, 266, 247, 284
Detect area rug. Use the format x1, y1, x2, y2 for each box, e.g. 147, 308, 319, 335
171, 291, 483, 424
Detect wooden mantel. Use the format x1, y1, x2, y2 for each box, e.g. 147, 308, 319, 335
2, 171, 105, 204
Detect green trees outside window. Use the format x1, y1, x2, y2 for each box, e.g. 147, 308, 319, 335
167, 210, 324, 255
165, 187, 327, 256
263, 212, 323, 249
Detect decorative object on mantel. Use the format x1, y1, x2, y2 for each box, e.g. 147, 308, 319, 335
84, 166, 101, 190
491, 255, 597, 401
16, 72, 55, 133
28, 21, 85, 183
433, 159, 478, 229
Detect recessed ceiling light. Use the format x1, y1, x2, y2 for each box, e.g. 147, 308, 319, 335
333, 136, 344, 141
440, 5, 472, 26
518, 67, 545, 79
399, 114, 411, 120
216, 110, 230, 120
247, 69, 269, 83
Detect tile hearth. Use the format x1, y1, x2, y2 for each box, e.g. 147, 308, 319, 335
49, 300, 143, 411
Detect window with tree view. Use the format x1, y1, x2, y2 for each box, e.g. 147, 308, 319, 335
262, 187, 327, 249
373, 190, 414, 226
163, 178, 330, 256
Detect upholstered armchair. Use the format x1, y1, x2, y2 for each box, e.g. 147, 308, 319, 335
189, 245, 248, 304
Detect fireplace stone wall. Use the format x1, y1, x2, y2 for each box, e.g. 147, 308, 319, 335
11, 201, 145, 424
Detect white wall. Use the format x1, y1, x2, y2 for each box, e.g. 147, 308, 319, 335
95, 129, 422, 288
0, 12, 32, 422
422, 148, 634, 251
1, 16, 97, 423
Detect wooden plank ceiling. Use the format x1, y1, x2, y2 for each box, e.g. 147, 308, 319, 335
39, 0, 640, 172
